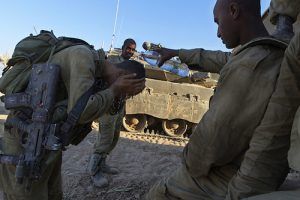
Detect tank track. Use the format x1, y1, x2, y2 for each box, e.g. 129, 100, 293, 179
93, 121, 189, 146
120, 129, 189, 147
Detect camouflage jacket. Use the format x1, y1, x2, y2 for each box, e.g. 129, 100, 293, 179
178, 37, 286, 182
50, 45, 114, 124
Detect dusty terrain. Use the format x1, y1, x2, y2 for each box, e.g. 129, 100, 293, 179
61, 131, 185, 200
0, 111, 186, 200
0, 109, 299, 199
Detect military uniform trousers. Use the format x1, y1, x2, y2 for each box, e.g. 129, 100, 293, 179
0, 127, 63, 200
146, 164, 239, 200
243, 189, 300, 200
94, 108, 124, 155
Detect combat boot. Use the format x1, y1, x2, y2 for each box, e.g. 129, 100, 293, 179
272, 15, 294, 42
92, 171, 109, 188
87, 153, 103, 175
100, 155, 120, 175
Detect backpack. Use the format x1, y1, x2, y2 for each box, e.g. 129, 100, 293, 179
0, 30, 102, 146
0, 30, 93, 94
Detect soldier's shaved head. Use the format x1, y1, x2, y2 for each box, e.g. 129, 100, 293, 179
231, 0, 261, 17
215, 0, 261, 18
213, 0, 268, 48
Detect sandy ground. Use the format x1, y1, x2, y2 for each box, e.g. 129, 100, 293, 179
61, 131, 183, 200
0, 111, 184, 200
0, 108, 300, 199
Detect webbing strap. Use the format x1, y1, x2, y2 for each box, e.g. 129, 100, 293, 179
60, 82, 96, 145
0, 154, 19, 165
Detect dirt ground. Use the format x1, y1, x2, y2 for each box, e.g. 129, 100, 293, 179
61, 131, 184, 200
0, 116, 184, 200
0, 111, 300, 199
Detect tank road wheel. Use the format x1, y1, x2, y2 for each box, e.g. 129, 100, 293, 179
162, 119, 188, 137
123, 114, 147, 133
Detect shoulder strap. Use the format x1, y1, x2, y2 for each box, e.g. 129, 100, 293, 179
60, 83, 96, 146
59, 79, 107, 146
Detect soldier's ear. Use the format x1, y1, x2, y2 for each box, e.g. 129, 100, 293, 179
229, 2, 240, 20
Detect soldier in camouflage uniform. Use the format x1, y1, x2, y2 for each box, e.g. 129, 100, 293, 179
241, 1, 300, 199
0, 44, 145, 200
87, 39, 137, 187
146, 0, 289, 199
244, 32, 300, 200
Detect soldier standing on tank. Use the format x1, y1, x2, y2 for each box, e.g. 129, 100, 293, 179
87, 39, 138, 188
145, 0, 291, 199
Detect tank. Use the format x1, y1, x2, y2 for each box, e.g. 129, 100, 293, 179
107, 49, 217, 137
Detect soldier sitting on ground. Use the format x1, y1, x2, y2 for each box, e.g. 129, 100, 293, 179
0, 39, 145, 200
87, 38, 138, 188
145, 0, 290, 199
241, 0, 300, 199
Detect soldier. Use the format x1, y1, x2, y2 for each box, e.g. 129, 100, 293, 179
0, 44, 145, 200
145, 0, 288, 199
87, 38, 137, 187
243, 31, 300, 200
237, 1, 300, 199
107, 38, 137, 62
222, 1, 300, 199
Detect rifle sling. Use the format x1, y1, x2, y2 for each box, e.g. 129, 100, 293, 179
60, 82, 96, 145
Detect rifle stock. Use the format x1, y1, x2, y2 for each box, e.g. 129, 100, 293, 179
4, 63, 61, 190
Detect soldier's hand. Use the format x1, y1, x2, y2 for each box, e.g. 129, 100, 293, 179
110, 74, 145, 97
154, 48, 179, 67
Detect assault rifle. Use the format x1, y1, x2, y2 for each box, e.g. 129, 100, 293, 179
3, 63, 61, 190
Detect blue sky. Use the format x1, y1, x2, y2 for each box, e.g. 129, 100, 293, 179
0, 0, 270, 55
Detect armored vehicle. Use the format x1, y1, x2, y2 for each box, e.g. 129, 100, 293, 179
107, 49, 216, 137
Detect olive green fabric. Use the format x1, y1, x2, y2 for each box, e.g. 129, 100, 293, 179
287, 33, 300, 172
50, 45, 114, 124
269, 0, 300, 24
289, 108, 300, 171
183, 38, 286, 178
0, 45, 114, 200
94, 108, 124, 155
243, 190, 300, 200
146, 164, 238, 200
93, 54, 125, 156
236, 32, 300, 200
179, 48, 231, 73
226, 34, 300, 199
147, 37, 286, 199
